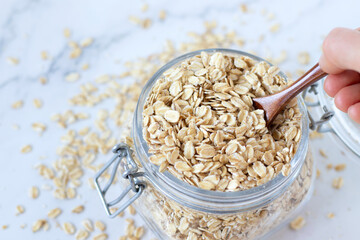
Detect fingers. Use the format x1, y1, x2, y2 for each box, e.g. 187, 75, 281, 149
323, 70, 360, 97
334, 83, 360, 112
320, 27, 360, 123
319, 27, 360, 74
348, 102, 360, 123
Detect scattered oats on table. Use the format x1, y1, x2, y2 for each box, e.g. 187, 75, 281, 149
68, 41, 78, 48
319, 149, 327, 158
334, 163, 346, 171
15, 205, 25, 215
70, 47, 82, 59
33, 98, 43, 108
270, 23, 281, 32
82, 63, 90, 70
66, 187, 77, 199
63, 28, 71, 38
141, 18, 152, 29
110, 207, 124, 217
66, 72, 81, 82
63, 222, 76, 235
95, 74, 110, 83
47, 208, 62, 218
21, 144, 32, 154
11, 100, 23, 109
290, 216, 306, 230
32, 122, 47, 134
95, 220, 106, 231
92, 233, 108, 240
36, 164, 54, 179
143, 51, 302, 191
75, 229, 89, 240
129, 15, 141, 25
159, 10, 167, 20
87, 178, 96, 189
134, 226, 145, 238
332, 177, 344, 189
81, 38, 93, 48
41, 51, 49, 60
120, 218, 145, 239
240, 4, 248, 13
32, 219, 47, 232
51, 110, 89, 128
39, 77, 48, 84
82, 219, 94, 232
53, 188, 66, 199
72, 205, 85, 213
29, 186, 39, 199
141, 3, 149, 12
128, 16, 152, 29
7, 57, 19, 65
128, 204, 136, 215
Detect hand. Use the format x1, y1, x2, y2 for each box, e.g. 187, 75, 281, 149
319, 27, 360, 123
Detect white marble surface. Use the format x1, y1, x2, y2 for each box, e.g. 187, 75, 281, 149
1, 0, 360, 239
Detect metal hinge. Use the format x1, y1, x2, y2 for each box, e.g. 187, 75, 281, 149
302, 83, 334, 133
94, 143, 146, 218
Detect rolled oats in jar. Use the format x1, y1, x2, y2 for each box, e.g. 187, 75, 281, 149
95, 49, 315, 240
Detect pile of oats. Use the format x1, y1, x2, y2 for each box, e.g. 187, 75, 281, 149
143, 51, 302, 191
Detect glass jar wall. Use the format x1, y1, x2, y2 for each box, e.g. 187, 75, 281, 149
96, 49, 315, 240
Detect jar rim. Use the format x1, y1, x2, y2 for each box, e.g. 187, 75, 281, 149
132, 48, 310, 213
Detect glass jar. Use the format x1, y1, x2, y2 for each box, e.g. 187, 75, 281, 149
95, 49, 315, 240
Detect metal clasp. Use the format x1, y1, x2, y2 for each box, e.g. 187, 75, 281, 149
302, 83, 334, 133
94, 143, 146, 218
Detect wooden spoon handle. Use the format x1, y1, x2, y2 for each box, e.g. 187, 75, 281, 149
269, 63, 327, 111
283, 63, 327, 98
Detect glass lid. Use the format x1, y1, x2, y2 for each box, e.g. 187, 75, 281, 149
317, 79, 360, 158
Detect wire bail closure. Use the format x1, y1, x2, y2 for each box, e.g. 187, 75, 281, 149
302, 84, 334, 133
94, 143, 146, 218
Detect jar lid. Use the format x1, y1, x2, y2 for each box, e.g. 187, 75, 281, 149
316, 79, 360, 158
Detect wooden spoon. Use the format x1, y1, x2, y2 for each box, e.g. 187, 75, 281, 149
253, 63, 327, 125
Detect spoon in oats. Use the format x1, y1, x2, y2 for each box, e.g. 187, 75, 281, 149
253, 63, 327, 125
